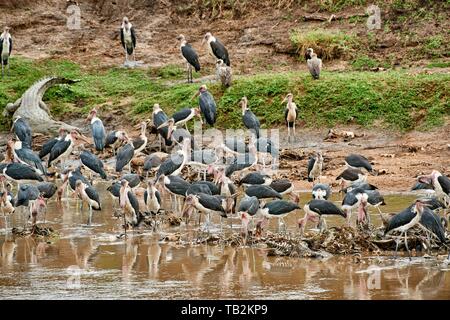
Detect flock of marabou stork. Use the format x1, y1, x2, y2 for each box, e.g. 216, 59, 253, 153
1, 17, 449, 259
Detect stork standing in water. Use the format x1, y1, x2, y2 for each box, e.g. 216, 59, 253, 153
80, 150, 107, 180
0, 176, 15, 232
282, 93, 297, 143
216, 59, 232, 87
298, 199, 347, 235
119, 179, 141, 235
193, 85, 217, 127
0, 26, 12, 78
29, 195, 47, 232
202, 32, 230, 66
87, 108, 106, 153
48, 130, 90, 169
120, 17, 137, 65
307, 152, 323, 184
241, 97, 260, 139
144, 180, 161, 216
74, 180, 101, 225
306, 48, 322, 80
384, 199, 430, 259
259, 200, 300, 233
11, 116, 32, 148
312, 183, 332, 200
177, 34, 200, 83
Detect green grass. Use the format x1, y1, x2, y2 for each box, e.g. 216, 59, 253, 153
1, 57, 449, 132
290, 29, 359, 61
427, 61, 450, 68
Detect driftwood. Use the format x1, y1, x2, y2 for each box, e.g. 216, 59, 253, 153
3, 77, 79, 135
301, 13, 368, 22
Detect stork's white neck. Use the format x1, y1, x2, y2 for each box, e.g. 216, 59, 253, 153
90, 116, 101, 125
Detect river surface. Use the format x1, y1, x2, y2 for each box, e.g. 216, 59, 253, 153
1, 185, 449, 300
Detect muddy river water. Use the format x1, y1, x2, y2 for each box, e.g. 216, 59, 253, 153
1, 185, 449, 300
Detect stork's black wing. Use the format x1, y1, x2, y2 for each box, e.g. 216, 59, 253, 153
438, 175, 450, 195
121, 174, 141, 188
132, 137, 145, 151
309, 199, 345, 216
130, 27, 137, 49
265, 200, 299, 216
39, 137, 58, 159
198, 194, 224, 212
120, 28, 125, 50
105, 131, 118, 147
5, 163, 43, 182
172, 108, 192, 123
80, 151, 107, 179
86, 186, 101, 210
48, 139, 71, 166
115, 143, 134, 172
36, 182, 57, 199
92, 120, 106, 151
210, 38, 230, 66
384, 206, 415, 234
242, 110, 260, 138
181, 44, 200, 72
420, 208, 446, 243
107, 182, 121, 198
165, 176, 191, 196
199, 93, 217, 126
157, 153, 183, 178
128, 190, 140, 215
307, 157, 315, 182
9, 37, 12, 55
270, 179, 292, 193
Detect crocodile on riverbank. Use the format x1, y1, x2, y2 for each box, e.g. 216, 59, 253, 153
3, 76, 79, 135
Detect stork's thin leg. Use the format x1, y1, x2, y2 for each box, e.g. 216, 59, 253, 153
1, 62, 4, 79
404, 231, 411, 261
159, 135, 162, 152
7, 62, 9, 77
88, 205, 92, 225
125, 52, 128, 64
293, 123, 296, 142
128, 162, 131, 173
287, 126, 290, 143
394, 231, 403, 259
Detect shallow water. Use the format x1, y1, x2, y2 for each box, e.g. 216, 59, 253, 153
1, 185, 449, 300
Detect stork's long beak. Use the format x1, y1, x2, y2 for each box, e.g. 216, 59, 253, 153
78, 134, 91, 144
157, 120, 170, 130
281, 96, 288, 104
418, 175, 432, 185
201, 38, 206, 45
133, 122, 142, 129
191, 91, 200, 101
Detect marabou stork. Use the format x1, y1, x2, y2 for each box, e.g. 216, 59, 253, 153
144, 180, 161, 216
306, 48, 322, 80
216, 59, 232, 87
384, 199, 438, 259
202, 32, 230, 66
224, 144, 258, 178
312, 183, 332, 200
0, 183, 15, 231
343, 180, 378, 193
86, 108, 106, 152
298, 199, 346, 235
345, 154, 374, 174
8, 139, 46, 176
270, 179, 294, 195
336, 167, 367, 191
0, 27, 12, 78
238, 195, 260, 236
119, 179, 142, 233
152, 104, 173, 150
239, 172, 272, 186
11, 116, 32, 148
186, 183, 212, 196
155, 138, 190, 180
80, 150, 107, 180
160, 107, 203, 131
193, 85, 217, 127
105, 130, 127, 156
143, 153, 165, 176
36, 182, 57, 200
29, 195, 46, 230
418, 170, 450, 207
307, 152, 323, 183
15, 184, 40, 227
48, 130, 90, 169
2, 163, 43, 188
217, 172, 237, 213
74, 179, 101, 225
177, 34, 200, 83
120, 17, 137, 64
157, 174, 191, 212
245, 185, 282, 200
107, 181, 121, 207
191, 180, 220, 195
120, 173, 141, 189
282, 93, 298, 143
260, 200, 300, 232
115, 134, 135, 173
411, 181, 434, 192
132, 121, 148, 154
255, 137, 278, 168
241, 97, 260, 139
39, 128, 67, 159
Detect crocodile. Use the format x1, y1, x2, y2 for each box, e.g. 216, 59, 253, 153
3, 76, 79, 135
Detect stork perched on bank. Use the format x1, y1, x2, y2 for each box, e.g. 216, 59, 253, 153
298, 199, 346, 235
11, 116, 32, 148
157, 174, 191, 212
193, 85, 217, 127
132, 121, 148, 154
241, 97, 260, 139
306, 48, 322, 80
39, 128, 68, 159
177, 34, 200, 83
345, 154, 374, 174
282, 93, 298, 143
307, 152, 323, 184
115, 134, 135, 173
216, 59, 232, 87
0, 26, 12, 78
152, 104, 173, 150
120, 17, 137, 64
48, 130, 90, 169
202, 32, 230, 66
160, 107, 202, 131
87, 108, 106, 152
105, 130, 126, 156
8, 139, 46, 176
